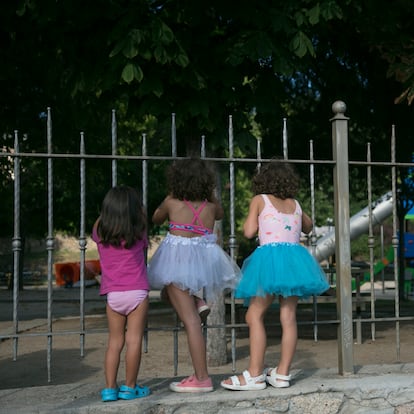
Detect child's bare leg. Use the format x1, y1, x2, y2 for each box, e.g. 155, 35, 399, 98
105, 305, 126, 389
166, 284, 209, 381
246, 295, 274, 376
277, 296, 298, 376
124, 298, 149, 388
221, 294, 273, 385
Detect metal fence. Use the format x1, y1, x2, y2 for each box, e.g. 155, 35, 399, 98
1, 100, 414, 382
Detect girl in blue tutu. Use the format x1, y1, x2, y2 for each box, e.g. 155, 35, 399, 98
148, 158, 241, 393
221, 160, 329, 391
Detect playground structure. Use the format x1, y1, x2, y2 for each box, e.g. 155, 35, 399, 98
311, 191, 414, 295
54, 259, 101, 287
313, 191, 393, 262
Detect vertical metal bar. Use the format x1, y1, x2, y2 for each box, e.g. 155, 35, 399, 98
201, 135, 206, 158
390, 125, 400, 361
282, 118, 288, 159
200, 134, 207, 328
171, 113, 176, 157
331, 101, 354, 375
257, 138, 261, 170
12, 130, 21, 361
309, 140, 319, 342
79, 132, 86, 357
142, 133, 148, 213
173, 323, 179, 376
171, 113, 179, 374
366, 143, 376, 341
142, 133, 149, 354
111, 109, 117, 187
46, 107, 55, 382
380, 225, 385, 293
228, 115, 237, 372
228, 116, 236, 259
169, 116, 179, 373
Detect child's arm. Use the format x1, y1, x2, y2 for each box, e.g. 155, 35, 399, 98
91, 218, 100, 242
243, 196, 261, 239
302, 211, 313, 234
152, 196, 171, 225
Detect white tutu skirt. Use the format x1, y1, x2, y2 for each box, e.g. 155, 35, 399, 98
147, 233, 241, 303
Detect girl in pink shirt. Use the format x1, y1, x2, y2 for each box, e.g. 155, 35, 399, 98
93, 186, 150, 402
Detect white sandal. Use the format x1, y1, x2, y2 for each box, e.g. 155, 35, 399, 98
266, 367, 291, 388
220, 370, 267, 391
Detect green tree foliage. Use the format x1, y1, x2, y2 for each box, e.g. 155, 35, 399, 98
1, 0, 414, 238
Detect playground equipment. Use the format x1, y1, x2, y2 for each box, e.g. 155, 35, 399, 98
312, 192, 393, 262
361, 234, 414, 294
54, 259, 101, 287
310, 189, 414, 294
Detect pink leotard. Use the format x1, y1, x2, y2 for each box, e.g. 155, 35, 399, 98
258, 194, 302, 245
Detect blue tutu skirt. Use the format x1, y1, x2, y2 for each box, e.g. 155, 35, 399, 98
148, 233, 241, 303
235, 242, 330, 299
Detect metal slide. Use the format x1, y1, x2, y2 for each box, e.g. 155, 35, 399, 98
311, 192, 393, 262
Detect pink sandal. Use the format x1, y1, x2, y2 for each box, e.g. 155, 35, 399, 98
169, 375, 213, 393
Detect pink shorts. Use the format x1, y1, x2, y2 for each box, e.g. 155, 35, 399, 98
107, 290, 148, 316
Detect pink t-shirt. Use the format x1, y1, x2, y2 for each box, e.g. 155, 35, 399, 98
258, 194, 302, 245
92, 227, 149, 295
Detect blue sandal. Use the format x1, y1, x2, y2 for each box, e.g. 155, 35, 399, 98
101, 387, 119, 402
118, 384, 150, 400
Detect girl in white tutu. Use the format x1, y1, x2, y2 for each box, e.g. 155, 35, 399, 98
221, 160, 329, 391
148, 157, 240, 393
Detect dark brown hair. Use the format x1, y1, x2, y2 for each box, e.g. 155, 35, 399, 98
97, 185, 146, 248
252, 160, 300, 199
167, 158, 216, 201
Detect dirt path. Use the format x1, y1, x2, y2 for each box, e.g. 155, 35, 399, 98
1, 287, 414, 390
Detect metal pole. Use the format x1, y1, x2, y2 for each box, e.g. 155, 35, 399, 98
390, 125, 401, 361
171, 113, 177, 157
309, 140, 319, 342
142, 133, 149, 354
142, 133, 148, 212
12, 130, 21, 362
282, 118, 288, 159
331, 101, 354, 375
228, 115, 237, 371
79, 132, 86, 357
111, 109, 117, 187
201, 135, 206, 158
366, 143, 376, 341
46, 107, 55, 382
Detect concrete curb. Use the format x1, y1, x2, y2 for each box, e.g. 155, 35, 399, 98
1, 364, 413, 413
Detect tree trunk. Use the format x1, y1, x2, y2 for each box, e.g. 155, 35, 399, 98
206, 293, 228, 366
206, 215, 228, 366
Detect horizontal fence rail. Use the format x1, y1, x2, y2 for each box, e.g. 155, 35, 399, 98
1, 101, 413, 382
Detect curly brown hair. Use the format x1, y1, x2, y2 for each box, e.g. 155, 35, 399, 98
252, 160, 300, 199
167, 158, 216, 201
